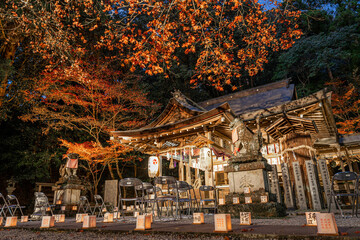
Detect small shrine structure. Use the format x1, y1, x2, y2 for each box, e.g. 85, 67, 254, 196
111, 79, 354, 210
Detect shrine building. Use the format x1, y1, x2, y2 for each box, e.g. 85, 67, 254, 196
111, 79, 359, 210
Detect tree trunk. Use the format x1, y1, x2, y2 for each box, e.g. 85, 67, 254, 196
116, 161, 123, 179
107, 163, 115, 179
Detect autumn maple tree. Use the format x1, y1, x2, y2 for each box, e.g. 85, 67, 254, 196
327, 72, 360, 134
22, 61, 158, 195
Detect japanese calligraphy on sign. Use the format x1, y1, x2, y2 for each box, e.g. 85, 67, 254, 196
270, 165, 281, 203
240, 212, 251, 225
281, 163, 294, 208
305, 160, 322, 210
315, 213, 338, 235
305, 212, 320, 226
318, 159, 332, 206
292, 162, 307, 210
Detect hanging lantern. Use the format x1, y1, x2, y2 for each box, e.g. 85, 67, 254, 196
167, 152, 170, 159
169, 155, 175, 169
199, 147, 211, 170
148, 156, 160, 178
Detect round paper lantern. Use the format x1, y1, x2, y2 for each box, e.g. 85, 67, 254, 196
148, 156, 159, 178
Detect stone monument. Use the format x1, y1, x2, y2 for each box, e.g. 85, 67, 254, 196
225, 117, 271, 193
53, 153, 84, 207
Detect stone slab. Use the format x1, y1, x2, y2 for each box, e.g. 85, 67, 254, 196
228, 169, 269, 193
104, 180, 118, 208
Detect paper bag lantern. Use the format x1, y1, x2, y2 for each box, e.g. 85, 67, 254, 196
56, 200, 62, 205
46, 207, 51, 212
83, 215, 97, 229
21, 215, 29, 223
76, 213, 88, 223
135, 215, 152, 230
146, 213, 153, 223
245, 197, 252, 204
305, 212, 320, 227
134, 211, 140, 218
113, 211, 120, 219
233, 197, 240, 204
126, 206, 131, 211
193, 212, 204, 224
315, 213, 338, 236
214, 214, 232, 233
260, 195, 268, 203
240, 212, 251, 225
40, 216, 55, 228
61, 206, 66, 211
5, 216, 17, 227
0, 217, 3, 225
219, 198, 225, 205
104, 212, 114, 223
72, 206, 78, 211
243, 187, 251, 194
54, 214, 65, 223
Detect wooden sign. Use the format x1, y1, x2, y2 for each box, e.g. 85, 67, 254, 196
193, 212, 204, 224
5, 217, 17, 227
281, 163, 294, 208
134, 211, 140, 217
305, 160, 322, 210
104, 212, 114, 223
240, 212, 251, 225
54, 214, 65, 223
40, 216, 55, 228
245, 197, 252, 204
214, 214, 232, 233
318, 159, 332, 206
21, 215, 29, 223
260, 195, 268, 203
243, 187, 251, 194
76, 213, 88, 223
315, 213, 338, 236
270, 165, 281, 203
219, 198, 225, 205
233, 197, 240, 204
305, 212, 320, 226
135, 215, 152, 230
83, 215, 96, 229
292, 162, 307, 210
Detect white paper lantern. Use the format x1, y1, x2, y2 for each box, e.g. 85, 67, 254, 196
148, 156, 159, 178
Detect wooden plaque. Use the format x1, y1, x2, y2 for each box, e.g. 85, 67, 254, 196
318, 159, 332, 206
233, 197, 240, 204
292, 161, 307, 210
245, 197, 252, 204
243, 187, 251, 194
305, 212, 320, 226
270, 165, 281, 203
305, 160, 322, 210
214, 214, 232, 233
281, 163, 294, 208
193, 212, 204, 224
315, 213, 338, 236
240, 212, 251, 225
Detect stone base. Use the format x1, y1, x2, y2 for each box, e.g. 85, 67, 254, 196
63, 188, 81, 205
218, 202, 286, 218
228, 168, 269, 193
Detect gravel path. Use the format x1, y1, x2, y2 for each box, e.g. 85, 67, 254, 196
0, 229, 224, 240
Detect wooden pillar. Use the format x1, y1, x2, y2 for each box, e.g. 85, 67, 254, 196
159, 156, 163, 176
186, 147, 192, 185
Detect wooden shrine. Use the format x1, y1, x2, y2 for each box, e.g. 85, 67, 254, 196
112, 79, 356, 210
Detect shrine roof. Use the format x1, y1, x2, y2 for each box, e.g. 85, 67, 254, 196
197, 79, 295, 116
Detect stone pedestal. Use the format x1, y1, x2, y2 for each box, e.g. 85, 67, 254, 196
104, 180, 118, 208
225, 159, 271, 193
